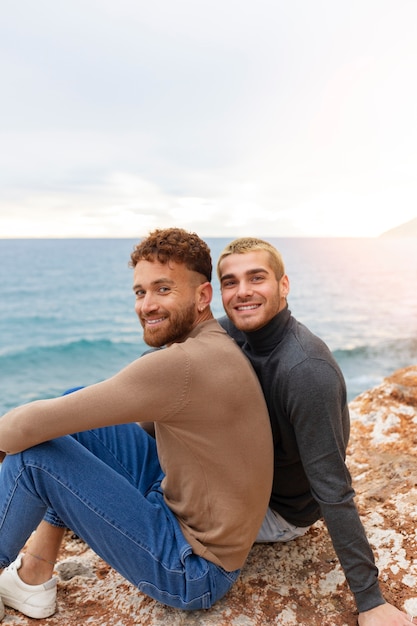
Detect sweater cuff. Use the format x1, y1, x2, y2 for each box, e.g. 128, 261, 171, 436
354, 580, 385, 614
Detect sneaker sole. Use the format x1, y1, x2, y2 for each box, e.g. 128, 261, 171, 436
2, 595, 56, 619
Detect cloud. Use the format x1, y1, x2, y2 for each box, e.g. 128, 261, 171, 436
1, 1, 417, 238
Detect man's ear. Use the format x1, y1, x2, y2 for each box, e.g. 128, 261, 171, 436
197, 281, 213, 308
280, 275, 290, 297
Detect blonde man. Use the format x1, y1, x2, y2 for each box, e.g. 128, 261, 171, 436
217, 237, 409, 626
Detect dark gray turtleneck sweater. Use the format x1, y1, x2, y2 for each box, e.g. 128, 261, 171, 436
219, 307, 384, 613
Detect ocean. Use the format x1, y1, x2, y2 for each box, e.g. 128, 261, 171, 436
1, 237, 416, 414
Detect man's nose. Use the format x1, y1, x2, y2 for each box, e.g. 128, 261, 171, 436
236, 281, 253, 298
137, 292, 158, 314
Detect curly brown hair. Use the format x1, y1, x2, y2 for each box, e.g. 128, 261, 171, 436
129, 228, 212, 282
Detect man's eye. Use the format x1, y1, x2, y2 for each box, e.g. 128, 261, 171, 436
135, 290, 145, 298
222, 280, 236, 288
158, 286, 170, 294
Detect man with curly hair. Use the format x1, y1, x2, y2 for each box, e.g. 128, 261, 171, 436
0, 228, 273, 621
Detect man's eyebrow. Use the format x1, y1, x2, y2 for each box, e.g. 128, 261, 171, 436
132, 277, 175, 291
220, 267, 269, 281
219, 272, 235, 282
246, 267, 270, 275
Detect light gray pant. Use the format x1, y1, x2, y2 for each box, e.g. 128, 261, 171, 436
256, 507, 311, 543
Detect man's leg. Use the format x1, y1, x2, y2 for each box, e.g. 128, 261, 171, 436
0, 428, 238, 610
0, 424, 161, 619
3, 423, 161, 588
19, 522, 65, 585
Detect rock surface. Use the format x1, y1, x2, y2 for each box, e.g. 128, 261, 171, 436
5, 366, 417, 625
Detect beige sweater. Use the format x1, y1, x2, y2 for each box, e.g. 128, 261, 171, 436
0, 320, 272, 572
142, 320, 273, 571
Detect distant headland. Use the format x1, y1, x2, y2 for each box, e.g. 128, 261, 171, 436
380, 216, 417, 237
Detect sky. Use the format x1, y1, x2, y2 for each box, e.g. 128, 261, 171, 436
1, 0, 417, 239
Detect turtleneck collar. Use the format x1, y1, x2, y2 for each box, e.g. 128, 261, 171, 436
242, 306, 291, 355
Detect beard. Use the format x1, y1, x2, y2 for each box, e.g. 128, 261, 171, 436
142, 302, 197, 347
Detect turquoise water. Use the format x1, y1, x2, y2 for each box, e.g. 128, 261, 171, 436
1, 237, 416, 412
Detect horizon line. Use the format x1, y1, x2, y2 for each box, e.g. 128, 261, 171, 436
0, 234, 391, 240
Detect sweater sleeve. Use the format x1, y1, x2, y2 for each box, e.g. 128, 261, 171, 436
286, 357, 385, 613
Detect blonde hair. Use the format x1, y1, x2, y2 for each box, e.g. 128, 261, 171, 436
217, 237, 285, 280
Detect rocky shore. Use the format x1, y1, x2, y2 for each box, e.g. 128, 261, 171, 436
5, 365, 417, 625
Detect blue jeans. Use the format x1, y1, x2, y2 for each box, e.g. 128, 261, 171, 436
0, 424, 239, 609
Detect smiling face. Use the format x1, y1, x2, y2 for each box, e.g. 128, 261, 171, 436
219, 250, 289, 332
133, 259, 212, 347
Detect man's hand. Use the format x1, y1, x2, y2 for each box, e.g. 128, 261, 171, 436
358, 603, 414, 626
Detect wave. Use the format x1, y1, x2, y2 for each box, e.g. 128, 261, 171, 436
333, 336, 417, 401
0, 337, 144, 362
333, 335, 417, 361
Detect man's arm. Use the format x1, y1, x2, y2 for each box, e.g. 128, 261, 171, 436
0, 377, 141, 454
287, 361, 413, 625
0, 349, 186, 454
287, 358, 384, 611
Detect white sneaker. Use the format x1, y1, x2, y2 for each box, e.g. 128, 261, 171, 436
0, 554, 57, 619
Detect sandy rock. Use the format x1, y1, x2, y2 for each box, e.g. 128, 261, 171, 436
5, 366, 417, 625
